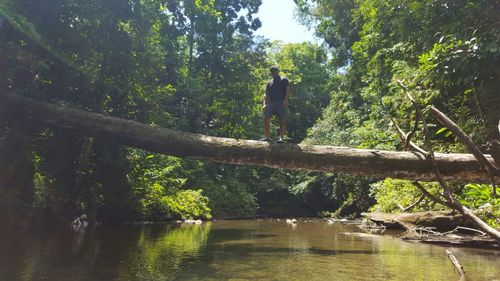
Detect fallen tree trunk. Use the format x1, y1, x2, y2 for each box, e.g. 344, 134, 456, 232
1, 92, 498, 184
362, 211, 474, 231
363, 211, 500, 248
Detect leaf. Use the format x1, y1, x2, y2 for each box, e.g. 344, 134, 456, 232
435, 127, 447, 135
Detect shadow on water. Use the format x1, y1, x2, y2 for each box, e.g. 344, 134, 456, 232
203, 228, 277, 243
204, 244, 382, 256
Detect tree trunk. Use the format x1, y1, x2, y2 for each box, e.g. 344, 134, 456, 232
362, 211, 474, 231
1, 92, 498, 184
0, 111, 36, 224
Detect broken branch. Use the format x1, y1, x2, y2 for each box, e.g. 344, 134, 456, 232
446, 249, 467, 279
428, 106, 498, 195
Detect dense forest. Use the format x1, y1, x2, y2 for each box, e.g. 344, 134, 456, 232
0, 0, 498, 227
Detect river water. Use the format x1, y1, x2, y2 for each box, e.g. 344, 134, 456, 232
0, 220, 498, 280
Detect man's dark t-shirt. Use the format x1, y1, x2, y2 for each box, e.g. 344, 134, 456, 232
266, 76, 290, 103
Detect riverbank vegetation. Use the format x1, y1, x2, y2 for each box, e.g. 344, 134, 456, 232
0, 0, 498, 232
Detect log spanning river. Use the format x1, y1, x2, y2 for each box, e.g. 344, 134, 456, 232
1, 220, 499, 280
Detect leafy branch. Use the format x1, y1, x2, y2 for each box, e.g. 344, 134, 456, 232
393, 80, 500, 241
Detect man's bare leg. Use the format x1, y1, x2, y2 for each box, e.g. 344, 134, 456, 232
264, 116, 272, 139
278, 116, 286, 141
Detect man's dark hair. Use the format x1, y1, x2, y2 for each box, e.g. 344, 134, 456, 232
270, 66, 279, 72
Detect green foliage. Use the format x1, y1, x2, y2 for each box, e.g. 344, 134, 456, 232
370, 179, 446, 213
142, 183, 172, 221
128, 150, 187, 193
296, 0, 360, 68
298, 0, 500, 222
302, 0, 499, 147
460, 184, 500, 227
128, 150, 214, 221
199, 167, 259, 218
163, 189, 212, 220
267, 42, 332, 141
2, 0, 499, 225
286, 172, 374, 218
461, 184, 498, 208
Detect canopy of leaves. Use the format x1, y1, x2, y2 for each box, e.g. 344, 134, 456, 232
1, 0, 498, 224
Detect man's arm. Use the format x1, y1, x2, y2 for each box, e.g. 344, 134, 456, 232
263, 86, 270, 108
283, 85, 291, 108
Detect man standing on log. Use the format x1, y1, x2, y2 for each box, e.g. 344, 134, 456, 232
262, 66, 291, 143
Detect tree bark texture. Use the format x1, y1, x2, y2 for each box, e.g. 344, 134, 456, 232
362, 211, 475, 231
1, 92, 498, 184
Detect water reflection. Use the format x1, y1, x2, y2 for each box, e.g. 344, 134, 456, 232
0, 223, 212, 281
0, 221, 499, 281
116, 223, 212, 280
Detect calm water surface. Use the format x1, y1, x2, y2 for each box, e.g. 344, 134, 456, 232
0, 220, 498, 280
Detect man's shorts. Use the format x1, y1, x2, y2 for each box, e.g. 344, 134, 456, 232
264, 102, 286, 119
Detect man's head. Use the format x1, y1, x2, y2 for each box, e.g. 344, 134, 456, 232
270, 66, 280, 78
